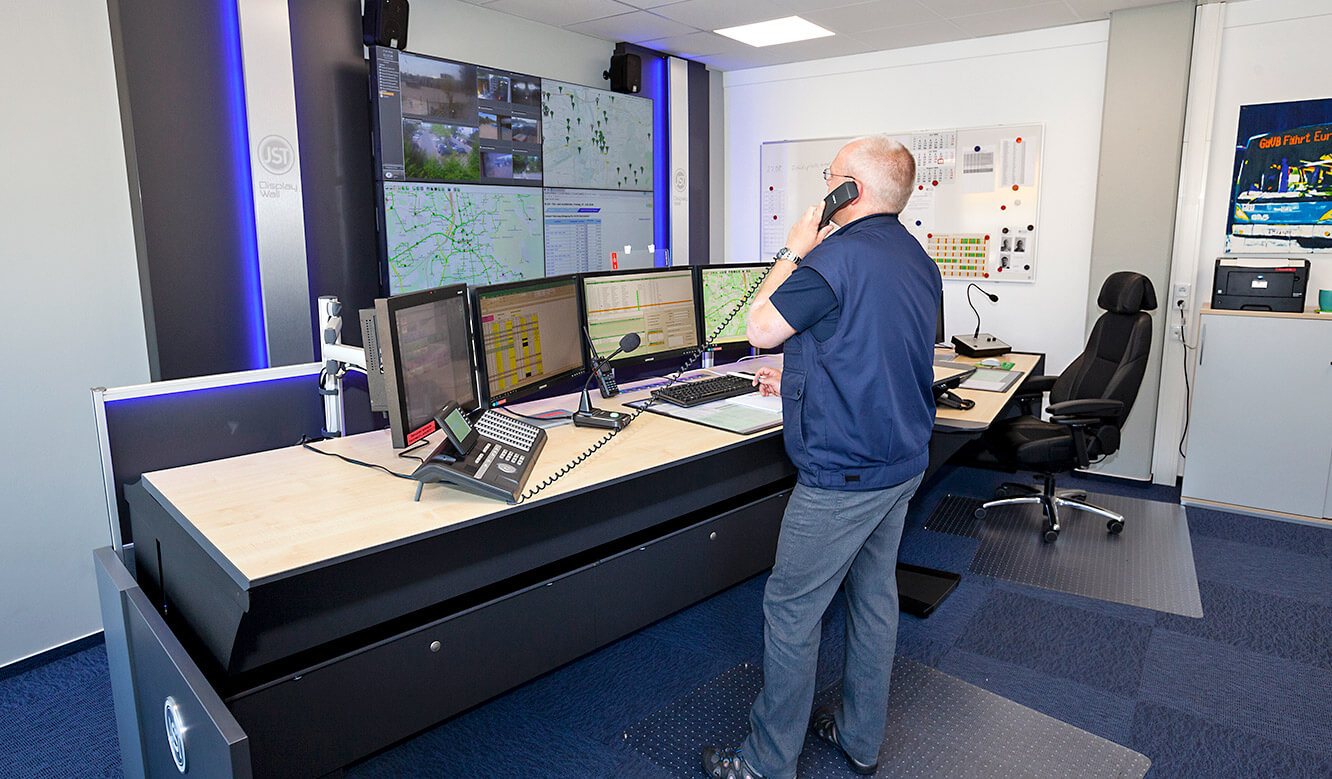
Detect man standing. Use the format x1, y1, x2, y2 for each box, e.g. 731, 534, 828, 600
704, 136, 941, 779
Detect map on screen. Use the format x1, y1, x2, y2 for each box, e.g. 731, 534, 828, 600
383, 181, 543, 294
542, 79, 653, 191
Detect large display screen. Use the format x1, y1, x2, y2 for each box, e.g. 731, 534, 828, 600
373, 48, 542, 187
382, 181, 544, 294
581, 268, 698, 364
544, 188, 656, 275
541, 79, 653, 191
370, 47, 660, 295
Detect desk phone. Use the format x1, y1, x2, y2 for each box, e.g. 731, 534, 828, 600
410, 405, 546, 503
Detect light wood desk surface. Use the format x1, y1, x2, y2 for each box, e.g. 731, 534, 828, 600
141, 368, 779, 587
933, 351, 1042, 429
141, 352, 1038, 587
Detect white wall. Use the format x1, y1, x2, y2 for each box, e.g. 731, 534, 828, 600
722, 23, 1110, 374
0, 0, 148, 665
1154, 0, 1332, 480
407, 0, 614, 88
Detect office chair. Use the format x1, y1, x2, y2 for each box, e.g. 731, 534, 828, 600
973, 271, 1156, 542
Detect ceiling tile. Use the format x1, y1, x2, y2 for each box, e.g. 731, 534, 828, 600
1062, 0, 1163, 21
769, 0, 884, 12
566, 10, 698, 43
485, 0, 638, 27
804, 0, 941, 33
715, 33, 876, 68
637, 31, 740, 57
845, 19, 971, 51
649, 0, 791, 31
948, 2, 1080, 38
926, 0, 1049, 19
614, 0, 689, 8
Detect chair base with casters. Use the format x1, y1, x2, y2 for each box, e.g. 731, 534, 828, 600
974, 472, 1126, 543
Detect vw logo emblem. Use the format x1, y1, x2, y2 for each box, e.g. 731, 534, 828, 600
257, 135, 295, 175
164, 697, 187, 773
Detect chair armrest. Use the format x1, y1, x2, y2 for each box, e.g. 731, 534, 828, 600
1046, 399, 1123, 421
1015, 374, 1057, 397
1012, 374, 1057, 416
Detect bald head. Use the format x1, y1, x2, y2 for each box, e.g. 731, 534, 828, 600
837, 135, 916, 215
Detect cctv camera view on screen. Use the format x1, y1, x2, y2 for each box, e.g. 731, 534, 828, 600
371, 46, 659, 293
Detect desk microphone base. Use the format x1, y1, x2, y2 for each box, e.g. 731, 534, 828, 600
572, 408, 631, 430
952, 333, 1011, 358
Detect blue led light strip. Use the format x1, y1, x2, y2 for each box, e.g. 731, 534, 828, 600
220, 0, 269, 369
649, 54, 670, 268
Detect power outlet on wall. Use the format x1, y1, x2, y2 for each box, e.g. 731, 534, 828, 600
1172, 282, 1191, 311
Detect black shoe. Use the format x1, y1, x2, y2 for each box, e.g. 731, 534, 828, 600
809, 706, 878, 775
702, 746, 764, 778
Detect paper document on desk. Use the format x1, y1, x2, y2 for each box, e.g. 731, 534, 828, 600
626, 397, 781, 435
728, 392, 782, 415
959, 367, 1022, 393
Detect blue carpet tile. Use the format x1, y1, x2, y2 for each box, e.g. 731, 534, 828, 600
1189, 534, 1332, 607
1138, 630, 1332, 752
1186, 504, 1332, 555
0, 643, 120, 778
1155, 579, 1332, 670
953, 588, 1154, 697
1130, 701, 1332, 779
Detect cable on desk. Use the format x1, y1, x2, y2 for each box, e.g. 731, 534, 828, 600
300, 436, 416, 480
517, 267, 773, 504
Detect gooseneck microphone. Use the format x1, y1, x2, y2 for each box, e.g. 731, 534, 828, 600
950, 283, 1010, 358
967, 283, 999, 338
574, 332, 640, 429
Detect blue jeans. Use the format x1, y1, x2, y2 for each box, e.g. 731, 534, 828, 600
740, 474, 923, 779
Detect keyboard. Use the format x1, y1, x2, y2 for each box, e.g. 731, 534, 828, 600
651, 374, 757, 408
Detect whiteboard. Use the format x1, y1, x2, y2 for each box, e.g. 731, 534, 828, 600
760, 125, 1043, 282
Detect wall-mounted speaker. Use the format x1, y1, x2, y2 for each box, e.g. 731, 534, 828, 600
604, 52, 641, 94
363, 0, 410, 50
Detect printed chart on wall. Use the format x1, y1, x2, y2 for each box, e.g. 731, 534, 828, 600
760, 125, 1043, 282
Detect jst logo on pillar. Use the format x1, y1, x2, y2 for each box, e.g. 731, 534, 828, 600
258, 135, 295, 175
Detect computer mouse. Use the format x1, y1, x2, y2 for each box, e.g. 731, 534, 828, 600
979, 358, 1002, 367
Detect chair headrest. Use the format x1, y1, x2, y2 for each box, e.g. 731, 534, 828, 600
1097, 271, 1157, 314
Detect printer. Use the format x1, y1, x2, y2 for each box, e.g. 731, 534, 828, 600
1211, 258, 1309, 312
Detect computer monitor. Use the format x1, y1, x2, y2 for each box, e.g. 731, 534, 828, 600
472, 275, 584, 406
697, 262, 770, 347
373, 284, 477, 449
580, 267, 700, 368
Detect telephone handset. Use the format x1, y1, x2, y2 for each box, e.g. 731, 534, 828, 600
819, 180, 859, 230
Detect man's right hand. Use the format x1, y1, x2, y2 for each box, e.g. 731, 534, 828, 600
753, 366, 782, 397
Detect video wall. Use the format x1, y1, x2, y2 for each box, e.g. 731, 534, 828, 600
370, 47, 657, 294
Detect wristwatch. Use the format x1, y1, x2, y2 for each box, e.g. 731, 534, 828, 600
773, 247, 801, 266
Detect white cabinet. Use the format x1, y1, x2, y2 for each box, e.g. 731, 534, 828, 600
1181, 309, 1332, 520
